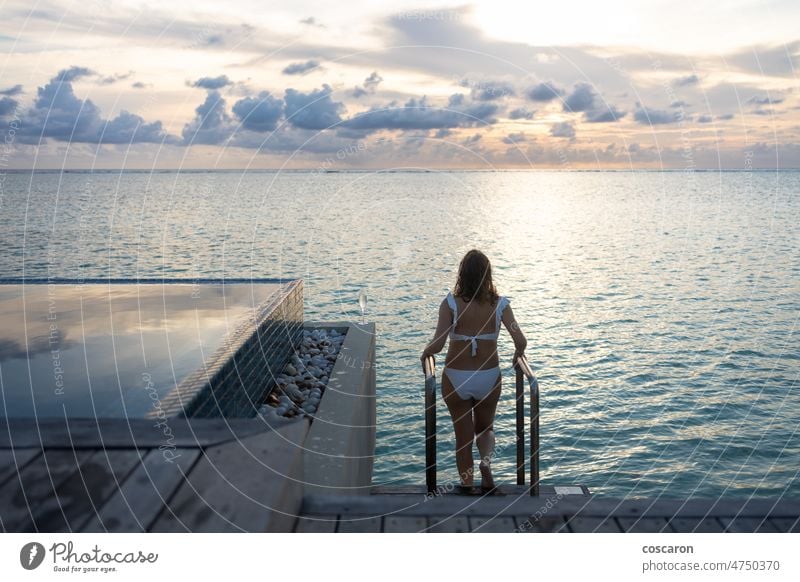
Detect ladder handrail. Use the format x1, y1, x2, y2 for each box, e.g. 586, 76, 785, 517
424, 353, 539, 496
423, 355, 437, 493
515, 354, 540, 496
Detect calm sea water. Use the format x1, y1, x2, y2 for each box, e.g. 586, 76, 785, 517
1, 170, 798, 497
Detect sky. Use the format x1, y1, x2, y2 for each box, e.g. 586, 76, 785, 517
0, 0, 798, 169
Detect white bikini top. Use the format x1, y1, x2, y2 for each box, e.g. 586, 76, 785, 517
446, 291, 510, 356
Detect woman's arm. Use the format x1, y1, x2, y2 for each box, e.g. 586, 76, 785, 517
501, 303, 527, 362
420, 299, 451, 364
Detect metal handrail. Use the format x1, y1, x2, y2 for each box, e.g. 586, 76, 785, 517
423, 355, 437, 493
515, 354, 540, 496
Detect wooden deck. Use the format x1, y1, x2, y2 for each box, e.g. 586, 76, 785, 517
295, 485, 800, 533
0, 417, 307, 532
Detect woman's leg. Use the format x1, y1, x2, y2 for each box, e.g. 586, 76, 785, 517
473, 375, 501, 489
442, 371, 476, 485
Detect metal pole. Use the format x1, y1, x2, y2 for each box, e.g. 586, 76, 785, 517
423, 356, 437, 494
515, 362, 525, 485
531, 373, 540, 496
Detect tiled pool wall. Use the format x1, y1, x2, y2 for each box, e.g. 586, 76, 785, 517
160, 280, 304, 418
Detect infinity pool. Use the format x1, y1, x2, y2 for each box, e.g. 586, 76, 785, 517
0, 281, 290, 418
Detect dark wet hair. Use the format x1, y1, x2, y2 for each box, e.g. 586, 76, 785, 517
453, 249, 498, 304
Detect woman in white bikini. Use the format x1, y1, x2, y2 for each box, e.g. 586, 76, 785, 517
421, 249, 527, 492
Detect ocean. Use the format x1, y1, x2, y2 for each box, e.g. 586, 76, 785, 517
1, 169, 797, 497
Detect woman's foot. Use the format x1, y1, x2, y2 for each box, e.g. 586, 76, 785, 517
479, 461, 495, 491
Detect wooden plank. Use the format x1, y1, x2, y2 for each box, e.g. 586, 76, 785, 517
337, 516, 381, 533
0, 449, 41, 487
302, 492, 566, 518
515, 514, 569, 533
720, 517, 779, 533
617, 517, 670, 533
0, 418, 281, 449
384, 516, 427, 532
294, 516, 338, 533
768, 517, 799, 533
428, 515, 470, 533
150, 420, 307, 532
667, 517, 725, 533
470, 516, 517, 532
81, 448, 200, 532
565, 516, 622, 533
24, 449, 143, 532
0, 449, 93, 532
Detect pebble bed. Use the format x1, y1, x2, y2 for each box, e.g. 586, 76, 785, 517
258, 327, 346, 421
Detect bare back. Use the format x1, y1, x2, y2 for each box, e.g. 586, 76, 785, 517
445, 296, 500, 370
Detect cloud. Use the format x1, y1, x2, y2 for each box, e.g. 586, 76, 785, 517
670, 100, 690, 108
98, 71, 133, 85
584, 105, 626, 123
0, 84, 23, 96
300, 17, 324, 27
633, 105, 683, 125
56, 66, 94, 82
341, 95, 497, 133
131, 81, 149, 89
508, 107, 534, 120
674, 74, 700, 86
282, 60, 321, 75
18, 67, 173, 144
0, 97, 18, 117
550, 121, 575, 140
563, 83, 597, 112
728, 41, 800, 77
502, 132, 527, 144
181, 90, 232, 144
747, 95, 784, 105
232, 91, 284, 132
284, 85, 344, 129
353, 71, 383, 98
525, 81, 564, 102
461, 78, 515, 101
192, 75, 232, 90
697, 114, 713, 123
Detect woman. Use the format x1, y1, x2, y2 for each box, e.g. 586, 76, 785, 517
421, 249, 527, 493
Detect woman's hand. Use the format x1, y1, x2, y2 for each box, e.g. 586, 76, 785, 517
513, 349, 526, 368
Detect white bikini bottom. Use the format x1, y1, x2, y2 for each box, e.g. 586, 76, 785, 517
443, 366, 501, 401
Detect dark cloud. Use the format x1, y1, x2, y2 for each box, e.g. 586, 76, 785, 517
353, 71, 383, 98
502, 132, 527, 144
550, 121, 575, 140
747, 95, 784, 105
718, 113, 735, 120
674, 74, 700, 86
670, 100, 690, 108
434, 128, 452, 138
56, 66, 94, 82
232, 91, 284, 132
584, 105, 625, 123
633, 105, 683, 125
525, 81, 564, 102
284, 85, 344, 129
341, 95, 497, 133
282, 60, 321, 75
563, 83, 596, 112
0, 84, 23, 96
131, 81, 149, 89
18, 67, 173, 144
192, 75, 232, 90
508, 107, 534, 120
0, 97, 18, 117
697, 114, 713, 123
181, 90, 232, 145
